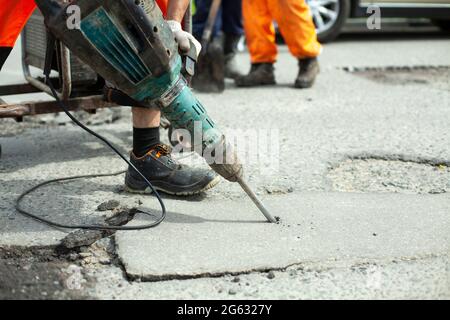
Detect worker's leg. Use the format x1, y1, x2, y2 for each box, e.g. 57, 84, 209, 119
269, 0, 321, 59
222, 0, 244, 79
269, 0, 321, 88
131, 107, 161, 157
268, 0, 322, 88
125, 107, 219, 196
235, 0, 276, 87
242, 0, 277, 64
221, 0, 243, 37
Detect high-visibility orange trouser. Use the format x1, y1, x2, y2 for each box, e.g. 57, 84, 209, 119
242, 0, 322, 64
0, 0, 36, 48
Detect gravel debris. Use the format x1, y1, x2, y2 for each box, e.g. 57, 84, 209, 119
97, 200, 121, 212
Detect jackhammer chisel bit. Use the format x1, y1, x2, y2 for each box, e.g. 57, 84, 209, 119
36, 0, 277, 223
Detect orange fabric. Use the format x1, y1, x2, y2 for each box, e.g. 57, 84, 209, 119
156, 0, 168, 16
0, 0, 36, 47
0, 0, 169, 48
155, 0, 188, 28
242, 0, 321, 63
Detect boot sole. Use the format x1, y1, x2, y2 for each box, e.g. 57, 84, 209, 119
295, 66, 320, 89
124, 175, 221, 196
294, 80, 315, 89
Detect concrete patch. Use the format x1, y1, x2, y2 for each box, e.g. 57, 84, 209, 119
115, 192, 450, 280
345, 66, 450, 91
328, 158, 450, 194
92, 253, 450, 299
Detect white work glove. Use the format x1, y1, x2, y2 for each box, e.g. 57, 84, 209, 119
167, 20, 202, 57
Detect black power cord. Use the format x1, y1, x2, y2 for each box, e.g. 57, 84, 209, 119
15, 75, 167, 231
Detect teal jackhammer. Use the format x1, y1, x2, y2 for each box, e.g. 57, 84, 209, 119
34, 0, 276, 223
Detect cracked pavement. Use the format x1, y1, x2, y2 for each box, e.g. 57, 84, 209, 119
1, 30, 449, 299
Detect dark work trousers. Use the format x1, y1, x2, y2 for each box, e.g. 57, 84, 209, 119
193, 0, 243, 41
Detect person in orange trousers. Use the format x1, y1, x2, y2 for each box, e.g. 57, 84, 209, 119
0, 0, 219, 196
235, 0, 322, 89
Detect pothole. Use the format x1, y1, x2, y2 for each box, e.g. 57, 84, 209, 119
328, 158, 450, 194
0, 236, 126, 299
344, 66, 450, 91
0, 246, 89, 299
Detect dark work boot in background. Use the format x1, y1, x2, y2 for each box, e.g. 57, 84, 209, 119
235, 63, 276, 87
224, 33, 243, 80
294, 57, 320, 89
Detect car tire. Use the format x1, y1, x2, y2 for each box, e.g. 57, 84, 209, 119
308, 0, 351, 43
432, 19, 450, 32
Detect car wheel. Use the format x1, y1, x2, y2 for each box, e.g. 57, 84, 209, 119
307, 0, 350, 43
432, 19, 450, 32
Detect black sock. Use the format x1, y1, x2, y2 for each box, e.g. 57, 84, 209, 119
133, 127, 160, 157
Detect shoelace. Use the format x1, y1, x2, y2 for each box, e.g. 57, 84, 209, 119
153, 143, 172, 155
151, 144, 178, 167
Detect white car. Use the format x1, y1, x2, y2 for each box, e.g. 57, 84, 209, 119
307, 0, 450, 42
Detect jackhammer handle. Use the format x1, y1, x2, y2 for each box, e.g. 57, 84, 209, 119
180, 39, 198, 84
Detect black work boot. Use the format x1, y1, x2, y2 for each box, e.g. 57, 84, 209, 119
224, 33, 243, 80
295, 57, 320, 89
235, 63, 276, 87
125, 144, 220, 196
